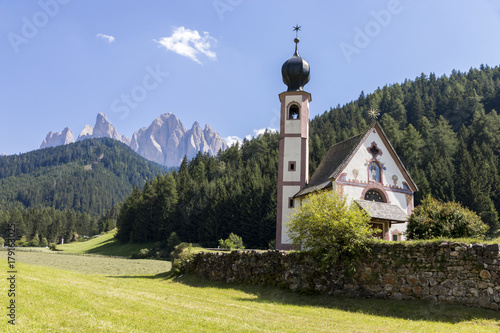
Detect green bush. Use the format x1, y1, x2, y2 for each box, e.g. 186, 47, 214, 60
40, 237, 48, 247
0, 237, 4, 247
49, 243, 58, 251
28, 234, 40, 247
171, 242, 195, 274
406, 196, 489, 240
131, 248, 151, 259
287, 191, 374, 273
15, 236, 27, 247
218, 233, 245, 250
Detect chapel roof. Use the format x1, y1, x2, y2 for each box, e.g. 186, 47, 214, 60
355, 199, 408, 223
295, 133, 364, 197
294, 122, 418, 198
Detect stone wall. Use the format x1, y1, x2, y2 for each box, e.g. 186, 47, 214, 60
185, 242, 500, 310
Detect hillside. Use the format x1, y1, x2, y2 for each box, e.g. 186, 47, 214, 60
56, 229, 156, 257
0, 138, 167, 215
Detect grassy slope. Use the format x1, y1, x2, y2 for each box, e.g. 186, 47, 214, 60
57, 229, 155, 257
1, 257, 499, 333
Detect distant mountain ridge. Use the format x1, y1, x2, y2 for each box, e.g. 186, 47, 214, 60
0, 138, 166, 215
40, 113, 228, 167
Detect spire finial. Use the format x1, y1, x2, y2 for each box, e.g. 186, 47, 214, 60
293, 25, 301, 54
293, 25, 301, 44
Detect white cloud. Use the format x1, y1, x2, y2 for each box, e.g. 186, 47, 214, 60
96, 33, 115, 43
155, 26, 216, 64
225, 136, 243, 147
225, 128, 277, 146
252, 128, 277, 137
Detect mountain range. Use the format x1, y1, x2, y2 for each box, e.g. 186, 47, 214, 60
40, 113, 228, 167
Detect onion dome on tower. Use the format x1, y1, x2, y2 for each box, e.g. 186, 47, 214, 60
281, 30, 310, 92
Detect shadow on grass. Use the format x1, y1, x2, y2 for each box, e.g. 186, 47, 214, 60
83, 238, 155, 257
159, 274, 500, 325
106, 270, 500, 324
109, 271, 174, 279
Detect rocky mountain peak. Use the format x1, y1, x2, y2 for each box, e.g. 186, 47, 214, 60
92, 113, 121, 141
77, 125, 94, 141
40, 127, 75, 149
76, 113, 130, 145
131, 115, 227, 166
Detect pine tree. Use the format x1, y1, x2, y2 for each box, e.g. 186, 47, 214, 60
400, 124, 424, 170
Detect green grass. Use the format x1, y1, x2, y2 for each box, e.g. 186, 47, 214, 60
491, 230, 500, 244
56, 229, 156, 257
0, 251, 171, 276
1, 253, 499, 332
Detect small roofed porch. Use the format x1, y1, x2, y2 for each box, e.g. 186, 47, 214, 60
355, 200, 408, 241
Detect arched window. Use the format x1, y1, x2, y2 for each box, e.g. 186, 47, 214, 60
365, 189, 384, 202
288, 104, 300, 120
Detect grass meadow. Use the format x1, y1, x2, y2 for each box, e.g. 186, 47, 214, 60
56, 229, 155, 258
1, 251, 499, 332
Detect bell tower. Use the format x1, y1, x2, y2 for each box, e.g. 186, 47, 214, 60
276, 28, 311, 250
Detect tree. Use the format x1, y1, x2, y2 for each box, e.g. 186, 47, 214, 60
287, 191, 374, 271
406, 196, 488, 240
167, 232, 181, 251
455, 141, 499, 235
400, 124, 424, 170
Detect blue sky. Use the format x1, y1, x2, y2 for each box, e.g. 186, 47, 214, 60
1, 0, 500, 155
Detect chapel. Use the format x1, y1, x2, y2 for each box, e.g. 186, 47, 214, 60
276, 34, 418, 250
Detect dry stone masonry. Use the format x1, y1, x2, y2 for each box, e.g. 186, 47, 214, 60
185, 242, 500, 310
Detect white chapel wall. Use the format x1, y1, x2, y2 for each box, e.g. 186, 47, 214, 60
281, 185, 301, 244
283, 137, 302, 182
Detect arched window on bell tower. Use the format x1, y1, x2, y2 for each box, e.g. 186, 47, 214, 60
288, 104, 300, 120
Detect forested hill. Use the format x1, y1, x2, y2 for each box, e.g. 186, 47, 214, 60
309, 65, 500, 234
0, 138, 167, 216
117, 65, 500, 249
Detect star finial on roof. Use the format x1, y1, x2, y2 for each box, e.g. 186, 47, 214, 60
367, 108, 380, 120
293, 25, 301, 38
